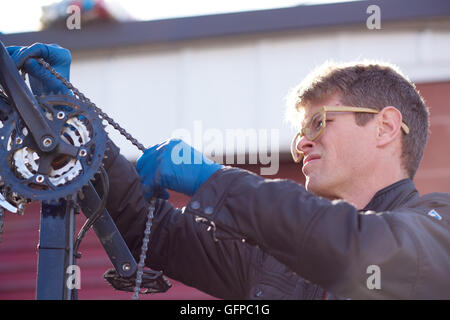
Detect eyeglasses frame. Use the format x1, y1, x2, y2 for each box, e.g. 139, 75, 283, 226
290, 106, 410, 163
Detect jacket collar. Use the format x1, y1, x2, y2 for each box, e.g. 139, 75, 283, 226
361, 179, 419, 212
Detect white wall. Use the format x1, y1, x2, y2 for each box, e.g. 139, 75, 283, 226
70, 19, 450, 160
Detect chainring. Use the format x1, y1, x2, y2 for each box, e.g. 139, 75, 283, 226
0, 94, 107, 202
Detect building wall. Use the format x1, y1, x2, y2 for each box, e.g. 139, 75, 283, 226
68, 19, 450, 161
414, 81, 450, 194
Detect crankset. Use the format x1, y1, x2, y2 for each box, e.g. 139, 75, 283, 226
0, 93, 107, 203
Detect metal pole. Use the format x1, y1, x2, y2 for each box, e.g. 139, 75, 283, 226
36, 200, 74, 300
66, 199, 76, 299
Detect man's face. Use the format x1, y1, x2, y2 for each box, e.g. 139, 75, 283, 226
297, 95, 377, 199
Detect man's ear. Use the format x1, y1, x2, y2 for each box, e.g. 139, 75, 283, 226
376, 106, 403, 147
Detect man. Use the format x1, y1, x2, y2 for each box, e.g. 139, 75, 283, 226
135, 61, 450, 299
9, 44, 450, 299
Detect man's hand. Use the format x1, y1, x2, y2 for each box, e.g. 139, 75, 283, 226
7, 43, 71, 96
136, 139, 223, 199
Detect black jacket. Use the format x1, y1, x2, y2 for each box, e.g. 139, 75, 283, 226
103, 140, 450, 299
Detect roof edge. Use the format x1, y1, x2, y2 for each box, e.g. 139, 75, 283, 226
1, 0, 449, 51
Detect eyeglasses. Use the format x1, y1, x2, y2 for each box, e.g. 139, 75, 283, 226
290, 106, 410, 163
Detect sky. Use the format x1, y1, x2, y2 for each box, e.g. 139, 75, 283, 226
0, 0, 360, 34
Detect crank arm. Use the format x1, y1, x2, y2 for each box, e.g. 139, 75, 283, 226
0, 40, 57, 152
78, 182, 137, 278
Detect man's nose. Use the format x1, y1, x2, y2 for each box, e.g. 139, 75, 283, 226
296, 135, 316, 155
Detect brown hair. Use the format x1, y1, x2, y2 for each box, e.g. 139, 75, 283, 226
286, 60, 429, 178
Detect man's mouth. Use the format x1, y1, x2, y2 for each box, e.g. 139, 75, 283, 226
303, 154, 321, 166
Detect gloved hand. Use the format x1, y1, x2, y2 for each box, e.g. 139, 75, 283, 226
136, 139, 223, 199
7, 43, 71, 96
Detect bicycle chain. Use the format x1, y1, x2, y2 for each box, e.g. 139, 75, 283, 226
37, 59, 146, 152
37, 58, 155, 300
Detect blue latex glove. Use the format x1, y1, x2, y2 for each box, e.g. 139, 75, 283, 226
136, 139, 223, 199
7, 43, 71, 96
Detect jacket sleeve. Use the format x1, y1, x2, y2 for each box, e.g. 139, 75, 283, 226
97, 139, 252, 299
184, 166, 424, 299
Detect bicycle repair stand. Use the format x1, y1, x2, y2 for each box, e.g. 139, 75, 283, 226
37, 185, 138, 299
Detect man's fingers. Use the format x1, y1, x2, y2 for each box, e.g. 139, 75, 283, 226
136, 150, 151, 172
13, 43, 50, 69
136, 144, 161, 171
23, 58, 47, 78
144, 186, 169, 201
138, 162, 158, 187
157, 189, 170, 200
6, 46, 23, 57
